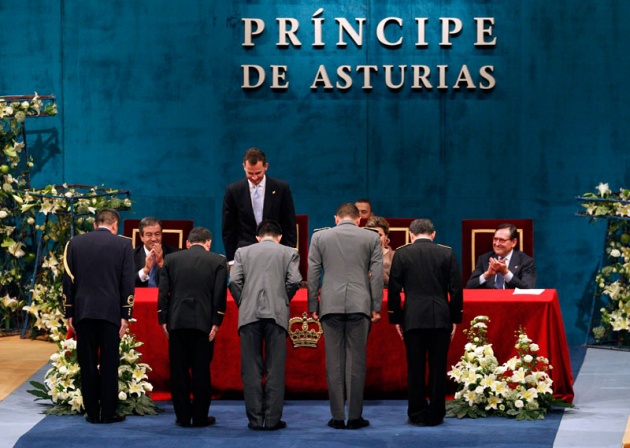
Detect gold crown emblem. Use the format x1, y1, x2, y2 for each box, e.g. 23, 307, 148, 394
288, 312, 323, 349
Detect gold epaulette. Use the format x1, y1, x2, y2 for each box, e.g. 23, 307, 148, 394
397, 242, 412, 249
118, 234, 132, 240
437, 243, 452, 249
313, 227, 330, 233
63, 241, 74, 283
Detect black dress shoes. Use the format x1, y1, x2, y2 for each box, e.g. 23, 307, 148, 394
101, 414, 126, 424
85, 416, 100, 424
407, 417, 426, 427
265, 420, 287, 431
347, 417, 370, 430
327, 419, 346, 429
175, 419, 192, 427
192, 416, 216, 427
248, 422, 264, 431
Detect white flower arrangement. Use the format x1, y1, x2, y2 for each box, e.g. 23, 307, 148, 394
447, 316, 557, 421
28, 324, 160, 416
577, 183, 630, 342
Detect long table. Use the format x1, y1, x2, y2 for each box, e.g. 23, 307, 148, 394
131, 288, 574, 403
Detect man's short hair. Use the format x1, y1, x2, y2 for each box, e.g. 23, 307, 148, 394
366, 216, 390, 235
257, 220, 282, 238
243, 147, 267, 166
188, 227, 212, 244
138, 217, 163, 235
409, 218, 434, 236
96, 209, 120, 226
496, 223, 518, 240
336, 203, 360, 220
355, 198, 372, 209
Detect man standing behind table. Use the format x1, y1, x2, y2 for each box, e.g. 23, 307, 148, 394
222, 147, 297, 264
133, 216, 179, 288
307, 203, 383, 430
62, 209, 135, 424
388, 219, 463, 427
465, 223, 537, 289
229, 220, 302, 431
158, 227, 227, 428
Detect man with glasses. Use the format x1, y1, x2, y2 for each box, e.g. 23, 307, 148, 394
465, 223, 536, 289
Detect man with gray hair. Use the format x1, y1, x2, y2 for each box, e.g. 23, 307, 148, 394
388, 219, 463, 427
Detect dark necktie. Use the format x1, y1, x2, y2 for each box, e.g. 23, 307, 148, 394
494, 257, 505, 289
148, 255, 158, 287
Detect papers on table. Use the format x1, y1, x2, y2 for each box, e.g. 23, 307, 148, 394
513, 288, 545, 295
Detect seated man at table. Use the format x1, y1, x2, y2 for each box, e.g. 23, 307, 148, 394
134, 217, 179, 287
466, 223, 536, 289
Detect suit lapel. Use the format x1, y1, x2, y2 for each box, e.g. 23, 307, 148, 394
263, 177, 274, 218
239, 179, 255, 219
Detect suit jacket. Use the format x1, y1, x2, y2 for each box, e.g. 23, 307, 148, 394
466, 250, 536, 289
222, 176, 296, 261
62, 228, 135, 326
157, 245, 228, 333
133, 244, 180, 287
229, 239, 302, 332
388, 239, 463, 331
307, 221, 383, 318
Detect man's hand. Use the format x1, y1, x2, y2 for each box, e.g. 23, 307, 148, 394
161, 323, 169, 340
209, 325, 219, 341
67, 317, 75, 336
154, 244, 165, 268
451, 323, 457, 341
395, 324, 404, 340
311, 311, 319, 321
119, 319, 129, 338
371, 311, 381, 323
489, 257, 509, 275
143, 251, 157, 275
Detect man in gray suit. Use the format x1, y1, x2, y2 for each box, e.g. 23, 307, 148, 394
229, 220, 302, 431
307, 203, 383, 430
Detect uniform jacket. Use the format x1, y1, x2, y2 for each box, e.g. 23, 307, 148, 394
388, 239, 463, 331
157, 245, 227, 332
229, 239, 302, 332
307, 221, 383, 318
62, 228, 135, 326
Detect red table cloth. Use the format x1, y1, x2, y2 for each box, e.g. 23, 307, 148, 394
131, 288, 574, 403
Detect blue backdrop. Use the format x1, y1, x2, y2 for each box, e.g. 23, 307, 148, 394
2, 0, 629, 344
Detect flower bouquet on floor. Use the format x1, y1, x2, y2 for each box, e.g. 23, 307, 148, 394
28, 325, 161, 416
447, 315, 560, 421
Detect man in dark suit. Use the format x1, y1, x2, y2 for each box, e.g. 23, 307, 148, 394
229, 220, 301, 431
222, 148, 296, 263
133, 216, 179, 287
388, 218, 463, 427
466, 223, 537, 289
62, 209, 135, 424
307, 203, 383, 430
158, 227, 227, 428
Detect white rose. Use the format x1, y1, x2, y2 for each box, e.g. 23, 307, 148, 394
530, 343, 539, 352
118, 391, 127, 401
611, 249, 621, 258
0, 210, 7, 218
523, 354, 533, 363
514, 400, 524, 408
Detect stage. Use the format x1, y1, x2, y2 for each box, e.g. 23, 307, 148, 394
131, 288, 574, 403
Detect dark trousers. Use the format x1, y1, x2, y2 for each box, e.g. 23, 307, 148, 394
168, 329, 214, 425
239, 319, 287, 428
321, 313, 371, 421
404, 328, 451, 424
75, 319, 120, 421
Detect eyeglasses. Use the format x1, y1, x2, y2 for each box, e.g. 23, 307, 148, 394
493, 237, 512, 244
